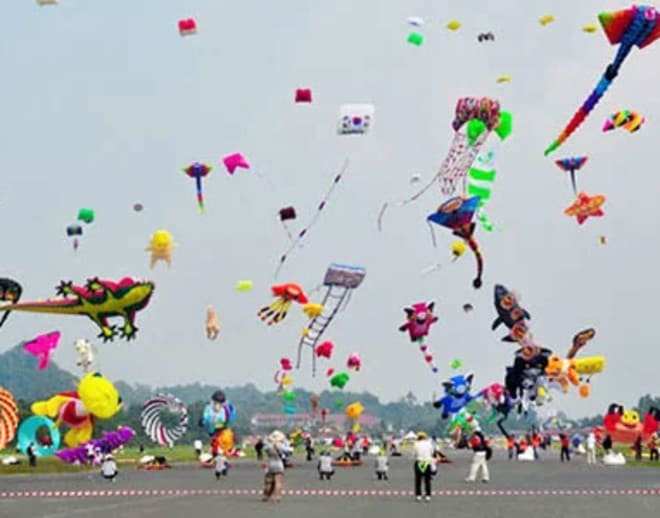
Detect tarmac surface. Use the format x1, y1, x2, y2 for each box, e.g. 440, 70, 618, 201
1, 450, 658, 518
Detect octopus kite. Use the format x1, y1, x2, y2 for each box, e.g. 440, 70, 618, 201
0, 278, 155, 342
427, 196, 484, 288
544, 4, 660, 155
258, 283, 308, 325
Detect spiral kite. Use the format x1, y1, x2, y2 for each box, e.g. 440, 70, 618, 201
0, 387, 19, 450
141, 394, 189, 446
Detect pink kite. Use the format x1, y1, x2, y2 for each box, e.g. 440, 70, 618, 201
398, 302, 439, 373
280, 358, 293, 371
315, 341, 334, 359
347, 353, 361, 371
295, 89, 312, 103
222, 153, 250, 175
178, 18, 197, 36
23, 331, 61, 371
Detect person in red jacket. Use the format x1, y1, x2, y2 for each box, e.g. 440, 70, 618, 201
559, 433, 571, 462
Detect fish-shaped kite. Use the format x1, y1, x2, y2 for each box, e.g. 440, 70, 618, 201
23, 331, 61, 370
544, 4, 660, 156
602, 110, 645, 132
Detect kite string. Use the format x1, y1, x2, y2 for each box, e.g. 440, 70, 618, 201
275, 159, 350, 278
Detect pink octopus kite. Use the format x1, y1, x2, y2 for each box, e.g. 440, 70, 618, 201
399, 302, 439, 372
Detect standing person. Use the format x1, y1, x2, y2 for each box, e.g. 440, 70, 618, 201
412, 431, 434, 502
374, 449, 389, 481
531, 433, 540, 460
27, 443, 37, 468
633, 435, 643, 461
465, 431, 491, 483
602, 434, 613, 455
262, 431, 286, 503
507, 435, 516, 460
317, 451, 334, 481
648, 434, 659, 461
101, 454, 118, 482
559, 433, 571, 462
255, 437, 264, 461
305, 436, 315, 462
586, 432, 597, 464
194, 439, 203, 459
85, 442, 96, 466
214, 450, 228, 480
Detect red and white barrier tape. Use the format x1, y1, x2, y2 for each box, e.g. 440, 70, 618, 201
1, 488, 659, 499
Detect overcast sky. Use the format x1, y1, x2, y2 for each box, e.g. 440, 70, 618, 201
1, 1, 659, 418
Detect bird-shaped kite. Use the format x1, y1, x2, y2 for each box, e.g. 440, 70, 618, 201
427, 196, 484, 288
555, 156, 588, 195
23, 331, 61, 371
564, 192, 606, 224
258, 283, 308, 325
544, 4, 660, 156
182, 162, 212, 213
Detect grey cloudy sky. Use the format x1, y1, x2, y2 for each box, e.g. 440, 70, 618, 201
1, 1, 659, 418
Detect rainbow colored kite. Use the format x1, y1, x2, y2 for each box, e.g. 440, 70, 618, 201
544, 5, 660, 156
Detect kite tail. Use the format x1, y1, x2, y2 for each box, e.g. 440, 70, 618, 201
466, 235, 483, 289
195, 176, 205, 213
544, 75, 612, 156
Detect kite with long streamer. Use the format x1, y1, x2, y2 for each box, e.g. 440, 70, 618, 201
427, 196, 484, 289
555, 156, 588, 195
544, 4, 660, 156
467, 150, 498, 231
182, 162, 212, 213
378, 98, 511, 230
275, 159, 349, 277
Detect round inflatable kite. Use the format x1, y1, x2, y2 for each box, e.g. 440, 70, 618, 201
141, 394, 189, 446
17, 416, 61, 456
0, 387, 19, 450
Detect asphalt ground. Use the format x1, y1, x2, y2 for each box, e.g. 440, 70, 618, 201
1, 450, 658, 518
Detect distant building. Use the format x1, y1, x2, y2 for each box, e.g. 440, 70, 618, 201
250, 412, 379, 430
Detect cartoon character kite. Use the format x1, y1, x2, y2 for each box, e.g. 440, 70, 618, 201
182, 162, 212, 213
258, 283, 308, 325
544, 4, 660, 155
564, 192, 606, 224
399, 301, 439, 372
427, 196, 484, 288
206, 306, 220, 340
146, 230, 176, 268
0, 278, 155, 342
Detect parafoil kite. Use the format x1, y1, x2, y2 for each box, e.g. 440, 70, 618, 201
407, 32, 424, 46
31, 372, 122, 447
602, 110, 645, 132
346, 353, 361, 371
66, 224, 82, 251
56, 427, 135, 464
278, 206, 297, 241
427, 196, 484, 288
146, 230, 176, 268
544, 4, 660, 156
407, 16, 424, 27
23, 331, 60, 371
539, 15, 555, 26
258, 283, 308, 325
477, 32, 494, 42
345, 401, 364, 433
206, 305, 220, 340
275, 160, 350, 277
0, 387, 19, 451
295, 88, 312, 103
178, 18, 197, 36
182, 162, 212, 213
398, 301, 439, 372
0, 277, 154, 342
330, 372, 350, 389
315, 341, 334, 359
446, 20, 461, 31
222, 153, 250, 174
583, 24, 598, 33
78, 208, 94, 224
564, 192, 606, 224
235, 280, 253, 292
297, 263, 366, 374
337, 105, 373, 135
141, 394, 189, 447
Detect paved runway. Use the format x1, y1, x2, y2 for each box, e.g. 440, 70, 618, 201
1, 451, 658, 518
